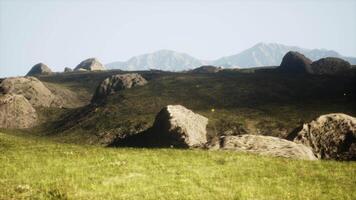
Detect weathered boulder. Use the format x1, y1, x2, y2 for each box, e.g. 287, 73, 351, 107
310, 57, 351, 75
0, 77, 57, 107
64, 67, 73, 72
0, 94, 38, 128
91, 73, 147, 103
151, 105, 208, 148
277, 51, 312, 73
210, 135, 316, 160
191, 65, 222, 73
293, 113, 356, 160
74, 58, 106, 71
26, 63, 52, 76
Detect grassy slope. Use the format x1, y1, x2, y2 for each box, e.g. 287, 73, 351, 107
1, 131, 355, 200
40, 71, 356, 143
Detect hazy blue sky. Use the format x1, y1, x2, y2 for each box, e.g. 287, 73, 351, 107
1, 0, 356, 77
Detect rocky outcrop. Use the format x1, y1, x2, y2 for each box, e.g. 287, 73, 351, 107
209, 135, 316, 160
191, 65, 223, 73
64, 67, 73, 72
26, 63, 52, 76
74, 58, 106, 71
0, 77, 58, 107
293, 113, 356, 160
151, 105, 208, 148
0, 94, 38, 128
277, 51, 313, 73
310, 57, 351, 75
91, 73, 147, 104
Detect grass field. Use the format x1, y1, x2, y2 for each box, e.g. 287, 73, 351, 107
1, 131, 355, 200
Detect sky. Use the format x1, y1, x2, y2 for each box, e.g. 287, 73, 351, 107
0, 0, 356, 77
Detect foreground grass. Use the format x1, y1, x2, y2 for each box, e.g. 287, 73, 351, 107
1, 132, 355, 200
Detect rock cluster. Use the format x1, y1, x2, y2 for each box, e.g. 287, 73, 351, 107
278, 51, 352, 75
293, 113, 355, 160
91, 73, 147, 104
74, 58, 106, 71
26, 63, 52, 76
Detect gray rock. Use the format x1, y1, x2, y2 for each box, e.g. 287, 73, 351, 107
74, 58, 106, 71
277, 51, 312, 73
211, 135, 317, 160
191, 65, 222, 73
0, 94, 38, 128
294, 113, 356, 160
91, 73, 147, 104
26, 63, 52, 76
310, 57, 351, 75
64, 67, 73, 72
151, 105, 208, 148
0, 76, 58, 107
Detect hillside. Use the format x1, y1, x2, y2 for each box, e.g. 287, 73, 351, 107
21, 69, 354, 146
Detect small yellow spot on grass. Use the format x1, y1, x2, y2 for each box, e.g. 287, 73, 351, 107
211, 108, 215, 112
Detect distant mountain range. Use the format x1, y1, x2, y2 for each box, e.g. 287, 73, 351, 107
106, 43, 356, 71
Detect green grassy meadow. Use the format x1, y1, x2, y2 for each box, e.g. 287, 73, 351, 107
1, 131, 355, 200
1, 70, 355, 199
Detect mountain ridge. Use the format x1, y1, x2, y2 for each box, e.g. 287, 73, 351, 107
106, 43, 356, 71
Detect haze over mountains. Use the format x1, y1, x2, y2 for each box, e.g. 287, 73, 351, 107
107, 43, 356, 71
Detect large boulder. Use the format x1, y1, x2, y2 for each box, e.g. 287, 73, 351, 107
293, 113, 356, 160
64, 67, 73, 72
191, 65, 223, 73
74, 58, 106, 71
310, 57, 351, 75
0, 94, 38, 128
0, 77, 57, 107
26, 63, 52, 76
277, 51, 312, 73
91, 73, 147, 104
211, 135, 317, 160
151, 105, 208, 148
